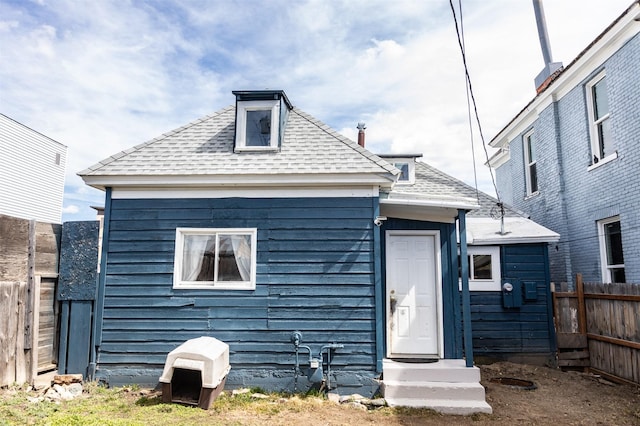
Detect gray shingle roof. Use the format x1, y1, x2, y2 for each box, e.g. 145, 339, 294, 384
389, 161, 524, 218
79, 106, 397, 178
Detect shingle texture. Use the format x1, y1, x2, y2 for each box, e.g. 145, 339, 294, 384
390, 161, 523, 218
79, 106, 397, 177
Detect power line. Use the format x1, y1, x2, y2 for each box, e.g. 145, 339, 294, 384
448, 0, 501, 205
457, 0, 480, 204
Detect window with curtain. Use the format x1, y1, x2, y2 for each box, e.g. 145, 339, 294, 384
174, 228, 257, 289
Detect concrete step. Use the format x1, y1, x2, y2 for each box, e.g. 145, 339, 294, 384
382, 359, 481, 383
382, 380, 487, 401
385, 397, 493, 415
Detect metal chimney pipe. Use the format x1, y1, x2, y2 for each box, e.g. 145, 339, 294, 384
357, 122, 366, 147
532, 0, 563, 91
533, 0, 553, 65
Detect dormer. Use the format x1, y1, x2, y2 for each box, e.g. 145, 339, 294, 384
378, 154, 422, 185
233, 90, 293, 152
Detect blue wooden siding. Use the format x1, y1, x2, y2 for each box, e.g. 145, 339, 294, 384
381, 218, 462, 359
470, 244, 556, 359
96, 197, 380, 388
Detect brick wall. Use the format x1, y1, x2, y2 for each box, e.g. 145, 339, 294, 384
494, 33, 639, 285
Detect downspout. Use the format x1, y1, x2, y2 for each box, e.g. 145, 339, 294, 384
373, 197, 384, 372
88, 187, 112, 380
458, 209, 474, 367
551, 99, 573, 286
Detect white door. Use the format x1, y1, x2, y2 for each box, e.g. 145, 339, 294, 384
386, 232, 442, 357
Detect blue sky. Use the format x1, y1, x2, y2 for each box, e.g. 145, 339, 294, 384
0, 0, 631, 221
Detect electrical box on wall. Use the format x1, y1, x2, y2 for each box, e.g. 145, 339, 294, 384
523, 281, 538, 301
502, 278, 522, 308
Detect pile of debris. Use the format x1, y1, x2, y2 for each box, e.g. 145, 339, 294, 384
28, 374, 84, 404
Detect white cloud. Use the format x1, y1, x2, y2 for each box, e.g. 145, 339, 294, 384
0, 0, 631, 219
62, 204, 79, 214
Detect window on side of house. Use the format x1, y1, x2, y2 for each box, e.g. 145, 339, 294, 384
523, 129, 538, 196
459, 246, 502, 291
586, 71, 615, 165
598, 217, 625, 283
235, 100, 280, 151
173, 228, 257, 290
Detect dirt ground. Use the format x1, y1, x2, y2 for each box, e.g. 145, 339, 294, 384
219, 361, 640, 425
2, 361, 639, 425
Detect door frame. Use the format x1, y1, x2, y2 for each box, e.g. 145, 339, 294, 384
385, 230, 444, 359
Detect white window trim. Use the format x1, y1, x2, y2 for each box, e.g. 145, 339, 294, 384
386, 157, 416, 185
585, 70, 614, 165
597, 216, 624, 284
235, 100, 280, 151
587, 150, 618, 172
460, 246, 502, 291
523, 129, 538, 197
173, 227, 257, 290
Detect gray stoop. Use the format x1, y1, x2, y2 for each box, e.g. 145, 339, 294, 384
381, 359, 492, 415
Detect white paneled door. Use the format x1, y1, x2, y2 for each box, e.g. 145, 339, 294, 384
386, 231, 442, 358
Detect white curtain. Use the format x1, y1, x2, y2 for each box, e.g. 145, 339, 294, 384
230, 235, 252, 281
182, 235, 213, 281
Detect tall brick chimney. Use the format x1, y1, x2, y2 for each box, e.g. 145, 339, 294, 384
357, 122, 366, 147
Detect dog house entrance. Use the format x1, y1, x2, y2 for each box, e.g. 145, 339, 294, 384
170, 368, 203, 405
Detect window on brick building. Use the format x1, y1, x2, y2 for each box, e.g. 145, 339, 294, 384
597, 216, 625, 283
586, 71, 616, 166
523, 129, 538, 196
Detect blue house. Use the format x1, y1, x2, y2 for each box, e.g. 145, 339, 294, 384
79, 89, 561, 413
380, 158, 559, 363
488, 2, 639, 286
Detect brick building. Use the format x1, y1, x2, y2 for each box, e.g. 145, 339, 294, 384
487, 2, 639, 285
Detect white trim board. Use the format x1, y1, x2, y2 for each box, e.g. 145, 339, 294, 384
111, 186, 379, 199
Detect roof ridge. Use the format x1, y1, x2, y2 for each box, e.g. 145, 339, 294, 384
77, 106, 235, 175
290, 108, 398, 176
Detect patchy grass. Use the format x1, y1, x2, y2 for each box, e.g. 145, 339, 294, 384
2, 362, 639, 425
0, 384, 425, 426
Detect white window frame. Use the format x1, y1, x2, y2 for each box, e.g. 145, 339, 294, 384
523, 129, 538, 196
597, 216, 625, 284
235, 100, 280, 151
586, 70, 616, 167
173, 228, 257, 290
385, 157, 416, 185
460, 246, 502, 291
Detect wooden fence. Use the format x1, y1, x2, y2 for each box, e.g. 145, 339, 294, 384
552, 274, 640, 385
0, 215, 61, 386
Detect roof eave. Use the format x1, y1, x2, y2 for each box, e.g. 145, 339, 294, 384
81, 172, 396, 191
489, 2, 640, 149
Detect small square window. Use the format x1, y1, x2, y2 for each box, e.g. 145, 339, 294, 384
381, 157, 416, 184
235, 100, 279, 151
459, 246, 501, 291
395, 163, 409, 181
174, 228, 257, 290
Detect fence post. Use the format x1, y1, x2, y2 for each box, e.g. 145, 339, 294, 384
576, 273, 587, 335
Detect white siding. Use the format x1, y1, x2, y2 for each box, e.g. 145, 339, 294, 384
0, 114, 67, 224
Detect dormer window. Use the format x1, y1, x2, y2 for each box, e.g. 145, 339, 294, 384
378, 154, 421, 185
233, 90, 292, 152
395, 162, 410, 182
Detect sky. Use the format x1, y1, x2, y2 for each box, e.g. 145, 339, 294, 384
0, 0, 632, 222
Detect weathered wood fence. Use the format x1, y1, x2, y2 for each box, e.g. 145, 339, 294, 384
552, 274, 640, 385
0, 214, 61, 386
